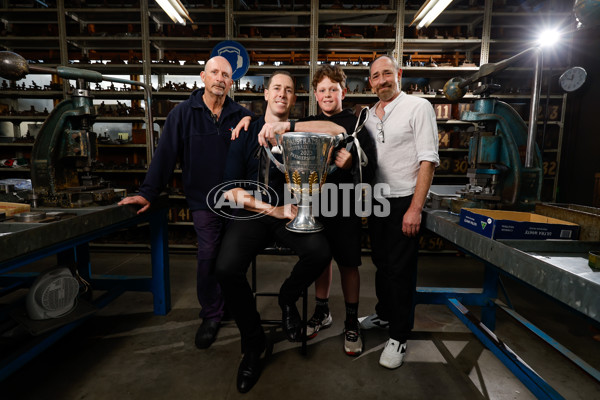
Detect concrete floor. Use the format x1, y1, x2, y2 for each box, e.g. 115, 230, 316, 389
1, 251, 599, 399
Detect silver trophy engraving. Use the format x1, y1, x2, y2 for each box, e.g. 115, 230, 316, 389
266, 132, 342, 233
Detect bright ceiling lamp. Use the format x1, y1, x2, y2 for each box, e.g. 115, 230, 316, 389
536, 28, 561, 47
410, 0, 454, 29
156, 0, 193, 25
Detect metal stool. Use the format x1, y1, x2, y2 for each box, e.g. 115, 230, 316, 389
250, 245, 308, 355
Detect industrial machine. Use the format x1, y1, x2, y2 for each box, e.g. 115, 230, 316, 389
442, 46, 546, 210
0, 51, 155, 208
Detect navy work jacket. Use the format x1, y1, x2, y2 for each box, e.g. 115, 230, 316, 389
138, 88, 252, 210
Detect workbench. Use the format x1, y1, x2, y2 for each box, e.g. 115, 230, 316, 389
420, 208, 600, 400
0, 198, 171, 380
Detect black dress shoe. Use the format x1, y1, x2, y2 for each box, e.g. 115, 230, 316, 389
195, 319, 220, 349
237, 350, 263, 393
281, 304, 302, 342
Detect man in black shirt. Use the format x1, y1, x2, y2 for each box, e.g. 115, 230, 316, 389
215, 70, 344, 393
258, 65, 377, 357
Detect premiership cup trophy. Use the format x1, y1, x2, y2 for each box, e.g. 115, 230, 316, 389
266, 132, 342, 233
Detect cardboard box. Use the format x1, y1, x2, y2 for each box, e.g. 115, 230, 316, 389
459, 208, 579, 240
0, 202, 30, 217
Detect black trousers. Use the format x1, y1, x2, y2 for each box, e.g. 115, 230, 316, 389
368, 196, 419, 343
215, 211, 331, 353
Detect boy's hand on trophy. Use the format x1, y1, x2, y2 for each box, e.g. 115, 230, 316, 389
334, 148, 352, 169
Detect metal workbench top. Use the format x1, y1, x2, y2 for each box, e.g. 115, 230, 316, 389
0, 204, 142, 267
0, 194, 169, 268
423, 209, 600, 323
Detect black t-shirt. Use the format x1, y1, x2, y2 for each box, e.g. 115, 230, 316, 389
222, 115, 287, 207
300, 109, 377, 185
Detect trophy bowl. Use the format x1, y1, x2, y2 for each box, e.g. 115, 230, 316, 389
266, 132, 341, 233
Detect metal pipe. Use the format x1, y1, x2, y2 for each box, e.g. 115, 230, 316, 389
457, 46, 541, 90
525, 47, 543, 168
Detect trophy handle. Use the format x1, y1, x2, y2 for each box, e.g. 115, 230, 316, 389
346, 106, 370, 154
353, 107, 370, 138
263, 135, 286, 173
335, 109, 370, 181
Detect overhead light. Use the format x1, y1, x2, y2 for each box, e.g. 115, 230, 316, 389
156, 0, 193, 25
156, 0, 184, 24
536, 28, 561, 47
169, 0, 193, 24
410, 0, 454, 29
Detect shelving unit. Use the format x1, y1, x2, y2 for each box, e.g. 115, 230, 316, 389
0, 0, 574, 249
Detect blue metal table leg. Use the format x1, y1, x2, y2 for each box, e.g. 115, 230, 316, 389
149, 209, 171, 315
446, 297, 566, 400
497, 301, 600, 383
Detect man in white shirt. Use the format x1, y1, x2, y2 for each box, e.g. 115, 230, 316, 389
359, 55, 439, 369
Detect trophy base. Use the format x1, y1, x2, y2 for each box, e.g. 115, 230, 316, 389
285, 218, 324, 233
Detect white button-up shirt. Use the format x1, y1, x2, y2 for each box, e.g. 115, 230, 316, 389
366, 91, 440, 197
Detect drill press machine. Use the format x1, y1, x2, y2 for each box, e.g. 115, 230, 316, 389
442, 46, 546, 211
0, 51, 155, 208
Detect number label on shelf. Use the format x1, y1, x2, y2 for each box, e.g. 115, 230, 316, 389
434, 104, 451, 120
178, 208, 191, 222
437, 157, 452, 174
543, 161, 557, 177
537, 104, 561, 121
458, 103, 472, 117
419, 234, 449, 251
452, 159, 468, 174
438, 130, 451, 148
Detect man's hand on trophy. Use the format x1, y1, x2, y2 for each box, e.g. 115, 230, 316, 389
258, 121, 289, 147
269, 203, 297, 220
231, 116, 252, 140
334, 148, 352, 169
284, 203, 298, 220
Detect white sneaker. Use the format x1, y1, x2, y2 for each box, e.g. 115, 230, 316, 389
305, 312, 333, 339
343, 321, 363, 356
379, 339, 406, 369
358, 313, 389, 330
